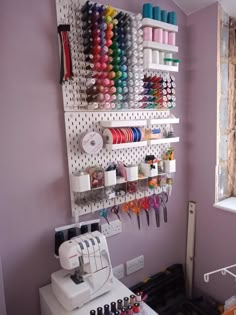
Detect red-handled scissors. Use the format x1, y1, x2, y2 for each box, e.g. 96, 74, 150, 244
140, 197, 150, 226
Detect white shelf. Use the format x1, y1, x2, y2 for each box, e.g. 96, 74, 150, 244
148, 137, 179, 145
142, 18, 178, 32
143, 41, 178, 53
144, 63, 179, 72
106, 141, 147, 150
101, 120, 147, 128
149, 118, 180, 125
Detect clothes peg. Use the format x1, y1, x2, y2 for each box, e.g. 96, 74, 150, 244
129, 200, 141, 229
140, 197, 150, 226
110, 205, 121, 221
100, 209, 110, 224
121, 202, 132, 219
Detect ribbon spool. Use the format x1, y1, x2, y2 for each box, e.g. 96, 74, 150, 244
80, 131, 103, 154
103, 128, 144, 144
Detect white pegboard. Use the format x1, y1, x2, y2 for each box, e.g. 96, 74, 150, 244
65, 110, 173, 217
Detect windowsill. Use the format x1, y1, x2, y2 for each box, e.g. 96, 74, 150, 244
214, 197, 236, 213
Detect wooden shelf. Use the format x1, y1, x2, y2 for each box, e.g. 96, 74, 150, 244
143, 41, 178, 53
142, 18, 178, 32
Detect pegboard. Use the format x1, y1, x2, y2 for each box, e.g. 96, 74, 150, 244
65, 110, 173, 217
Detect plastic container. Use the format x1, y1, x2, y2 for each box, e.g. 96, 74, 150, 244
125, 165, 139, 181
70, 173, 91, 192
164, 160, 176, 173
104, 169, 117, 187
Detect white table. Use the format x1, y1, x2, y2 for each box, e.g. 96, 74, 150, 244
40, 278, 158, 315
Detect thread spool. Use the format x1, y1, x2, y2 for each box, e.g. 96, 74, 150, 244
159, 52, 165, 64
163, 30, 169, 44
169, 11, 177, 25
153, 28, 163, 43
142, 3, 153, 18
152, 50, 159, 64
153, 6, 161, 20
168, 32, 176, 45
161, 10, 167, 22
144, 48, 152, 67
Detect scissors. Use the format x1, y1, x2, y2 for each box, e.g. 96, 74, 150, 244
110, 205, 121, 221
99, 208, 110, 224
160, 192, 168, 223
150, 194, 161, 227
140, 197, 150, 226
121, 202, 132, 219
129, 200, 141, 230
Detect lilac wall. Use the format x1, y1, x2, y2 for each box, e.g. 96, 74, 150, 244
187, 3, 236, 302
0, 0, 187, 314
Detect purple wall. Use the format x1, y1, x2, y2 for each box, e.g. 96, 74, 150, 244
187, 3, 236, 303
0, 0, 187, 314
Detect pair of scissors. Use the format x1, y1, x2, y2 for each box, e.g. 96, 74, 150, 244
99, 209, 110, 224
121, 202, 132, 219
110, 205, 121, 221
150, 194, 161, 227
160, 192, 168, 223
129, 200, 141, 229
140, 197, 150, 226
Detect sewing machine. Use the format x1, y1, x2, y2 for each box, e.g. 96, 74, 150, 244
51, 231, 113, 312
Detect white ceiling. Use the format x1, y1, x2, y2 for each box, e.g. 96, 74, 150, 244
173, 0, 236, 17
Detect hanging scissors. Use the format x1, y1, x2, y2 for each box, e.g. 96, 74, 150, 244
160, 192, 168, 223
99, 208, 110, 224
150, 194, 161, 227
110, 205, 121, 221
129, 200, 141, 230
121, 202, 132, 219
140, 197, 150, 226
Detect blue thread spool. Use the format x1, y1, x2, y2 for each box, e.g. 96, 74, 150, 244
143, 3, 153, 19
153, 6, 161, 20
161, 10, 168, 23
167, 12, 172, 24
171, 11, 177, 25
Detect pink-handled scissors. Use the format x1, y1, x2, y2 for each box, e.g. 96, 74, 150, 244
150, 194, 161, 227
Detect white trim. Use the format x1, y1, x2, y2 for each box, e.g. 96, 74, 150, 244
214, 197, 236, 213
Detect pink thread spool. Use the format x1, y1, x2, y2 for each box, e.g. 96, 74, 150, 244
153, 28, 163, 43
143, 27, 152, 41
163, 30, 169, 44
168, 32, 176, 45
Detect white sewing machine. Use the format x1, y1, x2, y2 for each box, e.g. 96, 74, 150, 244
51, 231, 113, 312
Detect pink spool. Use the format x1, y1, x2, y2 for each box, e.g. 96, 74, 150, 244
153, 28, 163, 43
143, 27, 152, 41
168, 32, 176, 46
163, 30, 169, 44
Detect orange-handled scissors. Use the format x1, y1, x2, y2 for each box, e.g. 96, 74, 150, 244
129, 200, 141, 230
121, 202, 131, 219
